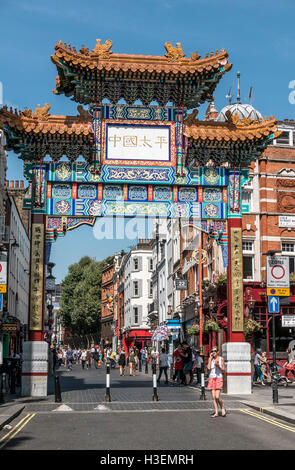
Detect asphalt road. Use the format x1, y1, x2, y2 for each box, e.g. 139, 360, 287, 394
1, 363, 294, 451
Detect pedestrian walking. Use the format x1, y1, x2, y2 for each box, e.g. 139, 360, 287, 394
253, 348, 265, 385
118, 349, 126, 376
283, 348, 295, 382
157, 348, 169, 385
207, 347, 226, 417
194, 349, 203, 385
181, 342, 193, 385
141, 347, 148, 367
93, 349, 100, 369
86, 349, 92, 369
128, 348, 136, 376
151, 347, 159, 367
57, 349, 63, 368
260, 351, 271, 383
173, 344, 184, 385
66, 347, 73, 371
81, 349, 87, 369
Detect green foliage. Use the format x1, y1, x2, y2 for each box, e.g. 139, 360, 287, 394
58, 255, 108, 336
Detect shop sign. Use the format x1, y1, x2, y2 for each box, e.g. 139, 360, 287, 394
0, 285, 6, 293
279, 216, 295, 227
282, 315, 295, 327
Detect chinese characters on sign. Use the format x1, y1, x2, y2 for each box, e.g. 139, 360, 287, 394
106, 124, 170, 162
29, 223, 44, 331
230, 228, 244, 332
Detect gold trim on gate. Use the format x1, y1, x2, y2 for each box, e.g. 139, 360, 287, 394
230, 227, 244, 332
29, 223, 44, 331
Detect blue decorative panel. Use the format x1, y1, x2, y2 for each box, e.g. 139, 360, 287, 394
179, 187, 197, 202
103, 185, 123, 200
153, 186, 172, 202
103, 166, 173, 184
78, 184, 97, 199
54, 199, 72, 216
128, 186, 148, 201
202, 202, 221, 219
203, 188, 222, 203
52, 184, 72, 198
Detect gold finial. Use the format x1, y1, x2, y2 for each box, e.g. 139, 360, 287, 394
31, 104, 51, 121
164, 42, 185, 61
91, 39, 113, 59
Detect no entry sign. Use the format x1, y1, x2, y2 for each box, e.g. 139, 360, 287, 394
267, 256, 289, 288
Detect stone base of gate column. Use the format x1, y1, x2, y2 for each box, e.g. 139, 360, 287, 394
21, 341, 49, 397
222, 342, 251, 395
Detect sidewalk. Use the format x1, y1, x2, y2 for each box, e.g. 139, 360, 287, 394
1, 364, 294, 427
137, 364, 295, 425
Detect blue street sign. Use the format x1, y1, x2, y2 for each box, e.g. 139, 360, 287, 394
0, 293, 3, 311
268, 295, 280, 313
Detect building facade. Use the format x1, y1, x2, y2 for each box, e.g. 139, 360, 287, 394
121, 239, 153, 351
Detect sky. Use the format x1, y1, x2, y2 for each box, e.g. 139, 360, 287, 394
1, 0, 295, 282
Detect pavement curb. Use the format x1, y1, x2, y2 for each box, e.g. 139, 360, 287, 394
0, 404, 26, 430
241, 401, 295, 426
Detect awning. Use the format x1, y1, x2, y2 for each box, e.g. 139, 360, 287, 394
124, 329, 152, 339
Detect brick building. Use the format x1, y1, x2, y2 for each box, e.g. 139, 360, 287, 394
101, 258, 115, 346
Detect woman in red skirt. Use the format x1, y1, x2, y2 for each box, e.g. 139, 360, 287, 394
207, 347, 226, 418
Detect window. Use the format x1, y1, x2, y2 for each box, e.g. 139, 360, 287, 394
134, 307, 139, 324
149, 259, 153, 271
149, 281, 153, 297
243, 240, 254, 280
134, 258, 138, 270
276, 130, 291, 146
282, 242, 295, 275
242, 189, 253, 213
133, 281, 139, 296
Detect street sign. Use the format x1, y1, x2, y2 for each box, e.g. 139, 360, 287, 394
0, 261, 7, 285
267, 287, 290, 297
267, 256, 289, 288
0, 285, 7, 294
268, 296, 280, 313
282, 316, 295, 327
175, 279, 188, 290
0, 294, 3, 311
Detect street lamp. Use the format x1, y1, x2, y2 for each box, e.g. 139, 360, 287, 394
247, 296, 256, 315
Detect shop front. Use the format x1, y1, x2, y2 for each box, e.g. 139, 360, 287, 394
122, 328, 152, 352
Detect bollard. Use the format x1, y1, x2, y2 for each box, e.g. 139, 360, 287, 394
105, 360, 111, 402
145, 361, 148, 374
152, 363, 159, 402
0, 373, 7, 404
199, 353, 206, 401
54, 375, 62, 403
170, 364, 174, 380
139, 359, 142, 372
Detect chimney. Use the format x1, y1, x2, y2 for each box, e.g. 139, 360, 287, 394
15, 181, 19, 188
205, 98, 218, 121
10, 181, 14, 188
20, 181, 24, 188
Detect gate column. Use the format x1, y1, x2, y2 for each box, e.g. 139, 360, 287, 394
223, 172, 251, 395
22, 213, 48, 397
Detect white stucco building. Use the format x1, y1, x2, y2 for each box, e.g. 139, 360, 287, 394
122, 239, 153, 332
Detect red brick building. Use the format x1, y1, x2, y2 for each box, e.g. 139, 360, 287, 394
101, 258, 115, 345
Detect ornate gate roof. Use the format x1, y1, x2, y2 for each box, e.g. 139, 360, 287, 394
51, 39, 232, 108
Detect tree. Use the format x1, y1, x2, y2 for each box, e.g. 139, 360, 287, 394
58, 255, 107, 337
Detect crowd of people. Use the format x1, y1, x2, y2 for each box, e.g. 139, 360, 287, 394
50, 343, 205, 386
253, 347, 295, 386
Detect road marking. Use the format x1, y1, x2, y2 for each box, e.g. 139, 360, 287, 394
240, 409, 295, 433
0, 413, 35, 449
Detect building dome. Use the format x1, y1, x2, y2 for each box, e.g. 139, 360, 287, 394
217, 103, 263, 122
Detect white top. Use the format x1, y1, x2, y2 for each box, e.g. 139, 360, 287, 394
209, 357, 223, 378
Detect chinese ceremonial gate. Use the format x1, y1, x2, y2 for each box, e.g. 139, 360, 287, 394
0, 39, 279, 396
